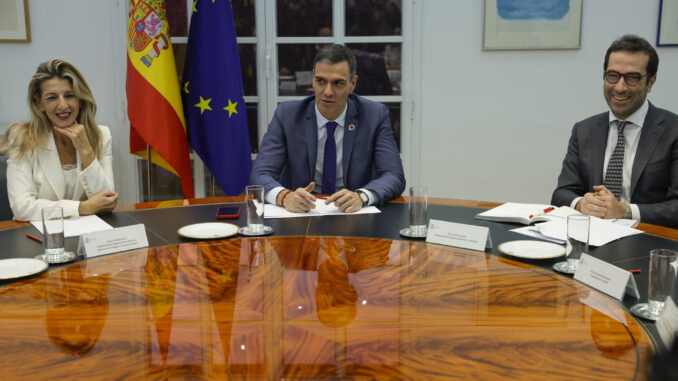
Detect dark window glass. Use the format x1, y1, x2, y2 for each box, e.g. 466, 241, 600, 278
347, 43, 401, 95
384, 103, 400, 151
246, 103, 259, 154
232, 0, 256, 37
346, 0, 402, 36
173, 43, 187, 85
166, 0, 188, 37
240, 44, 257, 96
277, 44, 317, 96
277, 0, 332, 37
138, 161, 189, 202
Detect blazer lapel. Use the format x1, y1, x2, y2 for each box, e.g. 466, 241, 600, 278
37, 132, 66, 199
591, 115, 609, 186
342, 97, 358, 183
305, 105, 318, 182
630, 104, 665, 195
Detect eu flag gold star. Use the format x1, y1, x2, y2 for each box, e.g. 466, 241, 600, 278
195, 96, 213, 115
192, 0, 198, 13
219, 270, 232, 285
223, 99, 238, 117
183, 81, 190, 94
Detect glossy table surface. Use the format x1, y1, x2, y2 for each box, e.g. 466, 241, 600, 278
0, 236, 652, 380
0, 197, 676, 380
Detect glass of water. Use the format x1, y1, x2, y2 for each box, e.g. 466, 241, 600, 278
40, 207, 72, 263
648, 249, 678, 317
241, 185, 272, 236
553, 215, 589, 274
631, 249, 678, 320
400, 186, 428, 238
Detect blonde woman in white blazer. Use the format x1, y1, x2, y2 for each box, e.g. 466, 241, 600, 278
0, 59, 117, 221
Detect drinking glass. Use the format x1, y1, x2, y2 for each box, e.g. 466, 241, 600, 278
39, 207, 75, 263
553, 215, 589, 274
401, 186, 428, 238
631, 249, 678, 320
241, 185, 272, 236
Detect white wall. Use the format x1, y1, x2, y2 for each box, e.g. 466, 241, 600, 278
417, 0, 678, 204
0, 0, 135, 204
1, 0, 676, 206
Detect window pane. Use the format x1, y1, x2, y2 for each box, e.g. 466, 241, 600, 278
138, 161, 189, 202
277, 0, 331, 37
278, 44, 317, 96
384, 103, 401, 151
166, 0, 188, 37
232, 0, 256, 37
240, 44, 257, 96
347, 43, 401, 95
246, 103, 259, 153
173, 43, 187, 85
346, 0, 402, 36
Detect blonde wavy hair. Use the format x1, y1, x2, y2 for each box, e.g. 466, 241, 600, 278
0, 59, 102, 161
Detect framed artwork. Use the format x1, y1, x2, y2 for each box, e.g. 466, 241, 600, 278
0, 0, 30, 42
483, 0, 582, 50
657, 0, 678, 46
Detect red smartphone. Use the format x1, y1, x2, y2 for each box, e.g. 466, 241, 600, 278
216, 206, 240, 219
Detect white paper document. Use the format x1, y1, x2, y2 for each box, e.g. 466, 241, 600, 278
511, 216, 642, 247
264, 199, 381, 219
32, 215, 114, 238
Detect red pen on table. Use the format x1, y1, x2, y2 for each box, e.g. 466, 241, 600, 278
629, 269, 642, 274
26, 234, 42, 243
316, 196, 328, 200
529, 207, 555, 219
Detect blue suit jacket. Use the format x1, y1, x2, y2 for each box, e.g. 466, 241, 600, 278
551, 103, 678, 228
251, 94, 405, 204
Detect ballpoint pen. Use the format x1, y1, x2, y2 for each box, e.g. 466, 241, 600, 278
529, 207, 555, 219
26, 234, 42, 243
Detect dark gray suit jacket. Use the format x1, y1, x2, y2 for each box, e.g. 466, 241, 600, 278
250, 94, 405, 204
551, 103, 678, 228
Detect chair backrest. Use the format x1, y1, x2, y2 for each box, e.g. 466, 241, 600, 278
0, 155, 14, 221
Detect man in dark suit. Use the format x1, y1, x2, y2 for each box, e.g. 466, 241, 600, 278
552, 35, 678, 228
251, 44, 405, 213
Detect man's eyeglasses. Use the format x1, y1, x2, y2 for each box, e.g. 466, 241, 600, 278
604, 70, 648, 86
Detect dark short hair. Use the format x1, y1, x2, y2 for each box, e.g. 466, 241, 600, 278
604, 35, 659, 82
313, 44, 357, 78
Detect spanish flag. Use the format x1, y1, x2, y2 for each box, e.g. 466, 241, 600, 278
126, 0, 194, 198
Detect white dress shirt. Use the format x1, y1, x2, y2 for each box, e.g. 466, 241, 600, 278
570, 100, 649, 221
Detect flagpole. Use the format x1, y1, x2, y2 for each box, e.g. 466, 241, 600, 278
147, 144, 153, 202
210, 174, 215, 197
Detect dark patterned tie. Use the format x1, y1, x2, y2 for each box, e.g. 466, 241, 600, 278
322, 121, 338, 194
603, 121, 629, 199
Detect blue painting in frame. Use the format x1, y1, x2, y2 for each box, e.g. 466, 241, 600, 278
657, 0, 678, 47
483, 0, 582, 50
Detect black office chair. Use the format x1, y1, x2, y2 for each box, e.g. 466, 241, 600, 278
0, 155, 14, 221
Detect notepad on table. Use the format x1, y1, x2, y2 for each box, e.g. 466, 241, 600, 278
474, 202, 579, 225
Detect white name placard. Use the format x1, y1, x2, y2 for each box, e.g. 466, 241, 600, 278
574, 254, 640, 300
78, 224, 149, 258
426, 219, 490, 252
657, 297, 678, 348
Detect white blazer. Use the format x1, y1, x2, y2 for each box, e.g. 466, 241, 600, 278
6, 125, 115, 221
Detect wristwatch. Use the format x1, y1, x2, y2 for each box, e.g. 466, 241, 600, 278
357, 190, 369, 206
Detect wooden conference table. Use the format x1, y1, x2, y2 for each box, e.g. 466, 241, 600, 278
0, 197, 676, 380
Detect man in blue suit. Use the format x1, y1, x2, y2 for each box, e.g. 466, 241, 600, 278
251, 44, 405, 213
552, 35, 678, 228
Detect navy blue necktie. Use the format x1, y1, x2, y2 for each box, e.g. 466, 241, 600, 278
322, 121, 338, 194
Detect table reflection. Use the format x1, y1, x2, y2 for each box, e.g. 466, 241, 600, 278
0, 237, 652, 380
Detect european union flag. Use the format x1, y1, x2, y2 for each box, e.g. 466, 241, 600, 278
182, 0, 252, 196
